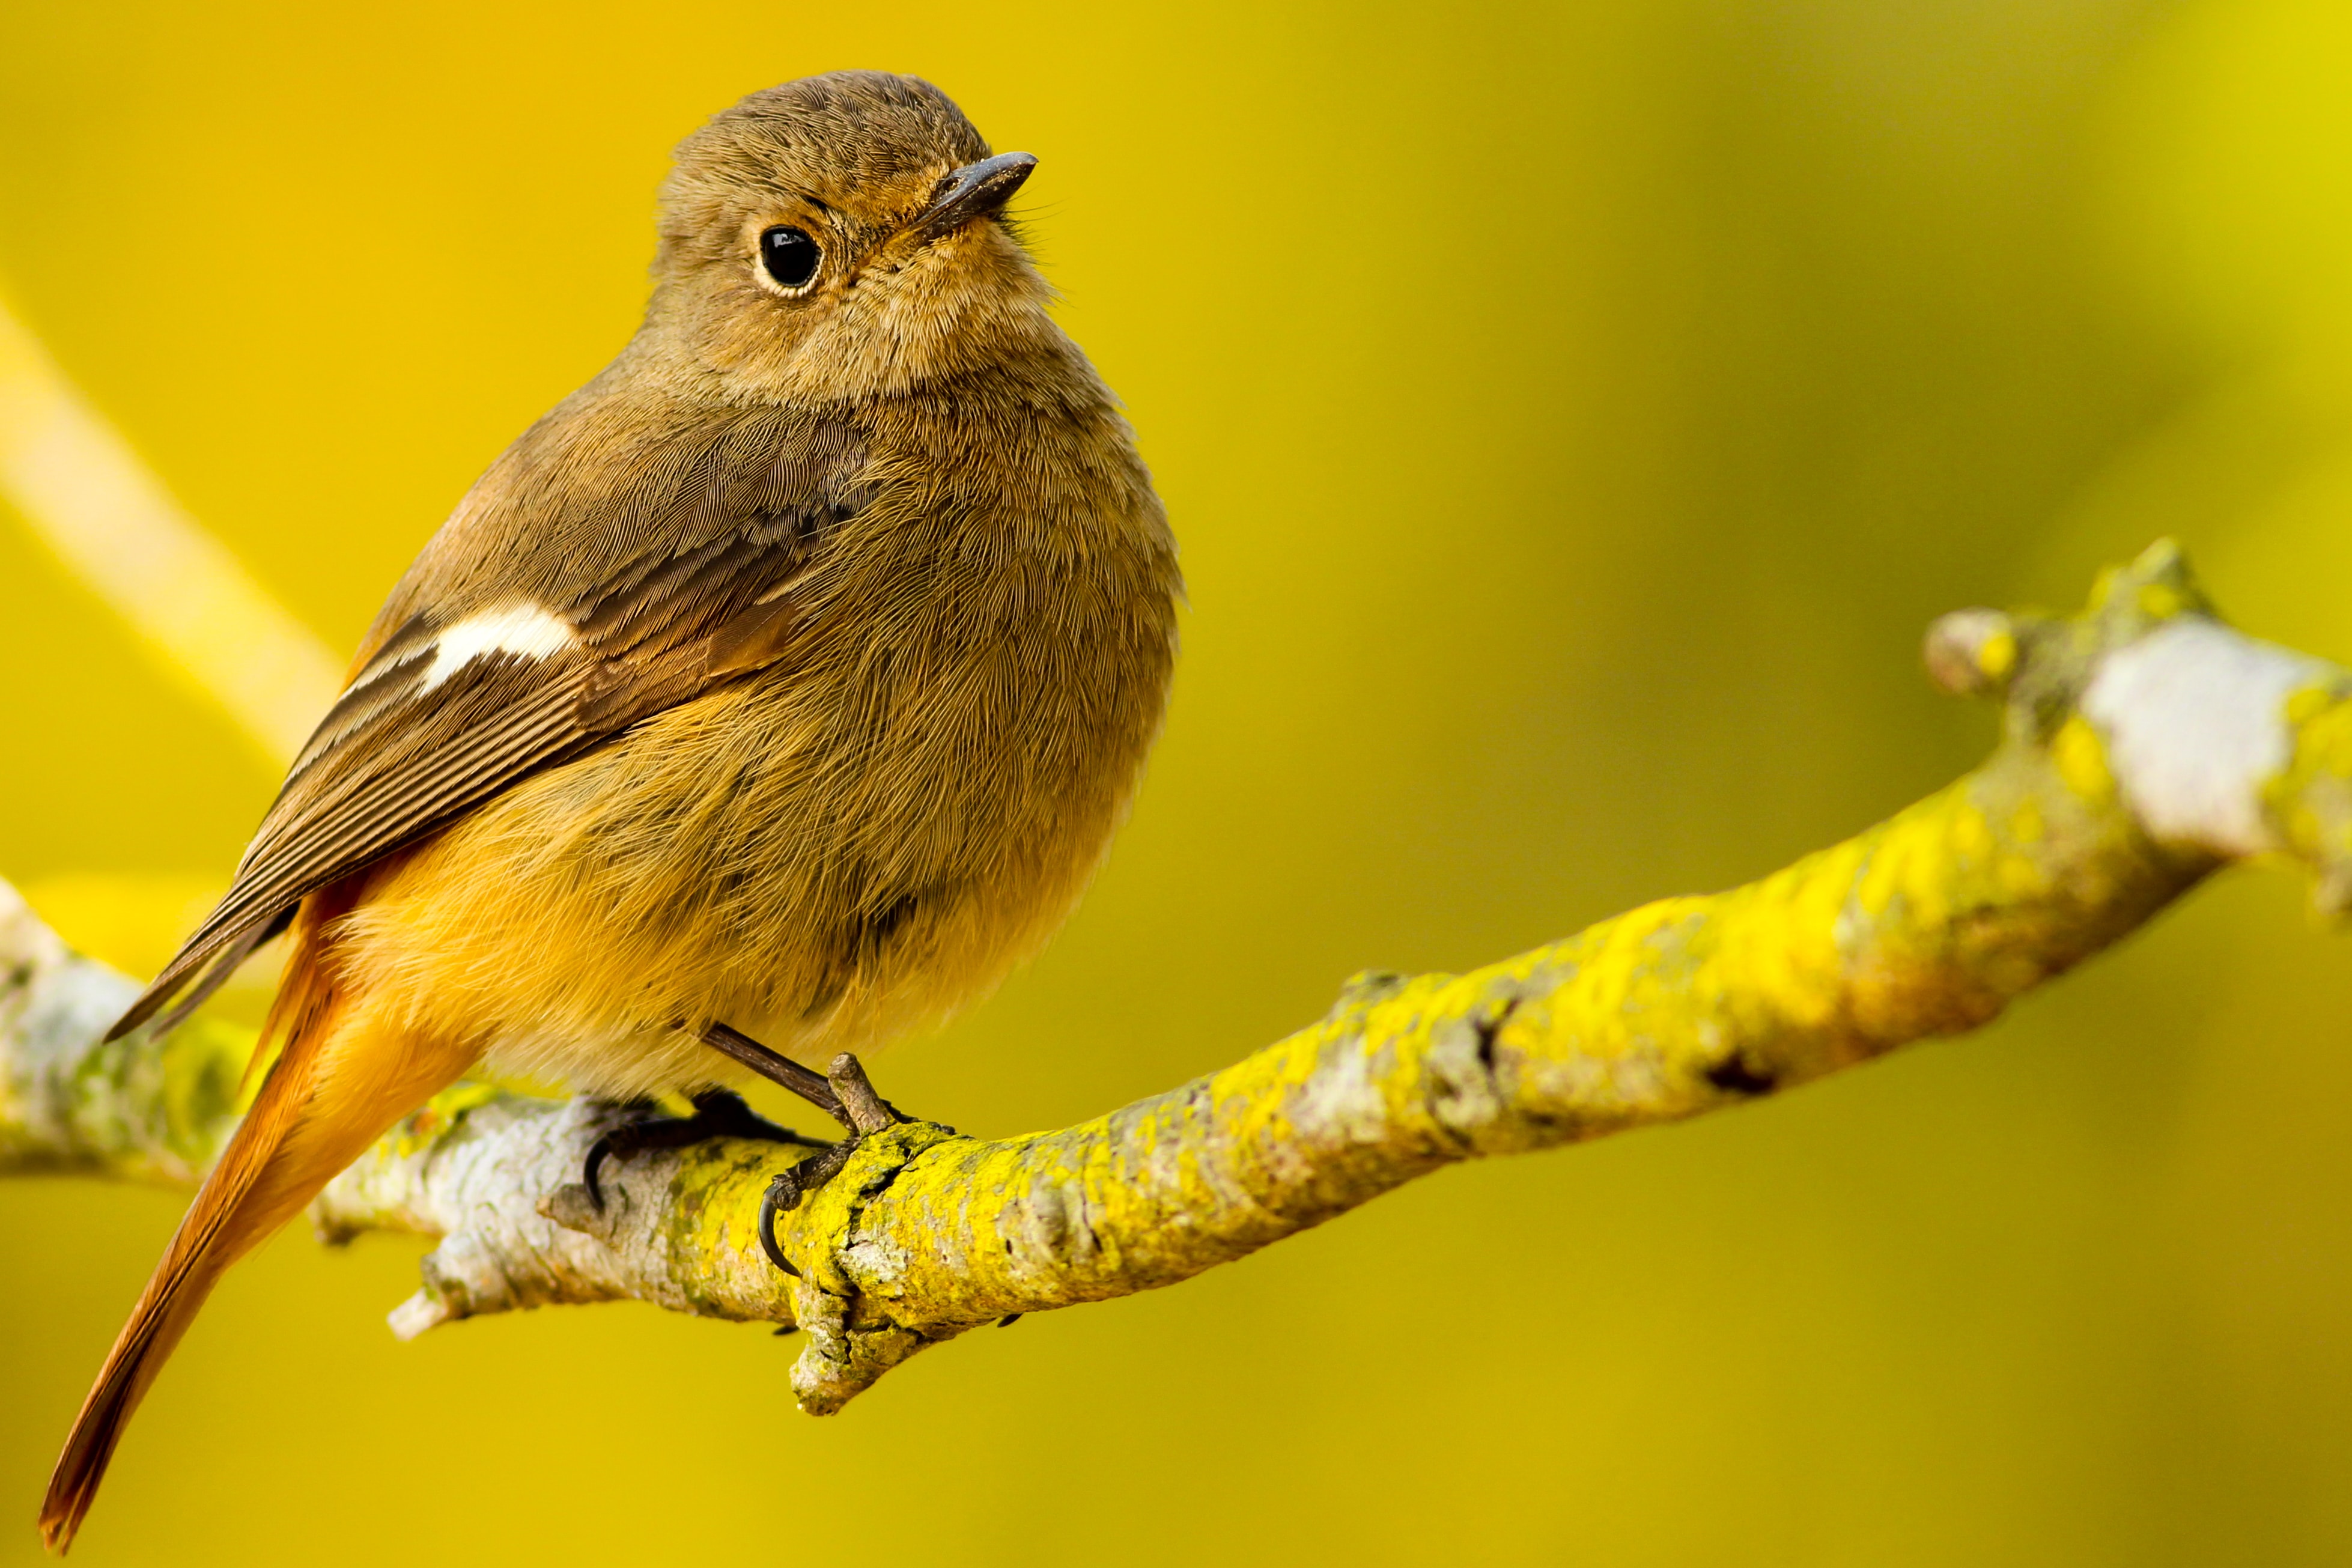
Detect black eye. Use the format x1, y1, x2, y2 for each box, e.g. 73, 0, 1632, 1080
759, 226, 820, 290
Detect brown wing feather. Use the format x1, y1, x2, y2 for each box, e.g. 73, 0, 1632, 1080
108, 412, 869, 1041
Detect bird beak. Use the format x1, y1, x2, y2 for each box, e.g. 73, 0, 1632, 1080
911, 151, 1038, 243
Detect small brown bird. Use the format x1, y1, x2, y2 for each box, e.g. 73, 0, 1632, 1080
40, 71, 1178, 1552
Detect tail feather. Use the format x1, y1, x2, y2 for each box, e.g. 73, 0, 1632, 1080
37, 1023, 325, 1551
105, 903, 296, 1044
38, 878, 470, 1554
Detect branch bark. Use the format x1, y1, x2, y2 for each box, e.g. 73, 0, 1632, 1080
8, 542, 2349, 1415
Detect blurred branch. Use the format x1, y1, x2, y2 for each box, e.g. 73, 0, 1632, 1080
7, 543, 2349, 1415
0, 889, 249, 1187
0, 293, 342, 765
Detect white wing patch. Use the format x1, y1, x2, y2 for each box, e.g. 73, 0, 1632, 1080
418, 603, 577, 693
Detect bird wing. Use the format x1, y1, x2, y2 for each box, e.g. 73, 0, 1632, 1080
111, 412, 871, 1040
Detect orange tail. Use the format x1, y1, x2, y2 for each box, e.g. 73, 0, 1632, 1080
38, 898, 472, 1554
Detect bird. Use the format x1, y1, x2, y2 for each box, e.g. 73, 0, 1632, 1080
39, 70, 1179, 1552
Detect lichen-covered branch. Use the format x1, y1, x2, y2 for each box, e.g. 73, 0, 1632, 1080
8, 543, 2349, 1415
0, 890, 249, 1188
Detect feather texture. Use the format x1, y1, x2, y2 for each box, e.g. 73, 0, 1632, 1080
108, 415, 868, 1041
43, 70, 1180, 1552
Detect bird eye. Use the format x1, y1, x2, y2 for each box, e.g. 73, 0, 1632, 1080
759, 226, 820, 290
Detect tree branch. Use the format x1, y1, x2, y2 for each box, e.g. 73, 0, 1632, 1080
8, 543, 2348, 1415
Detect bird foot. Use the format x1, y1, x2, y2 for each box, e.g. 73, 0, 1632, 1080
694, 1027, 909, 1278
755, 1050, 910, 1276
582, 1087, 832, 1211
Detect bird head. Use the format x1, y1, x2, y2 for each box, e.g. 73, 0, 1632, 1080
645, 71, 1055, 402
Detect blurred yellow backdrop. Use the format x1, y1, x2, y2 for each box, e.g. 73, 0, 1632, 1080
6, 0, 2352, 1563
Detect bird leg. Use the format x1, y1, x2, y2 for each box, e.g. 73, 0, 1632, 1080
697, 1023, 907, 1276
582, 1087, 832, 1211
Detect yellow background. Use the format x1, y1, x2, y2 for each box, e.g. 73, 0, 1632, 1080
7, 1, 2352, 1562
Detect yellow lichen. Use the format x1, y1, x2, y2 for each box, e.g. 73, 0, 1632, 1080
2053, 717, 2114, 802
2138, 582, 2188, 622
1978, 628, 2018, 683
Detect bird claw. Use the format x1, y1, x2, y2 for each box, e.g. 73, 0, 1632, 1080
731, 1045, 910, 1278
757, 1138, 861, 1277
582, 1087, 832, 1211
